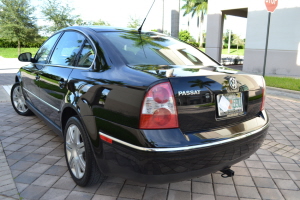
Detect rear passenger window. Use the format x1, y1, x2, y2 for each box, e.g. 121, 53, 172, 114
35, 33, 61, 64
49, 31, 85, 66
77, 41, 95, 67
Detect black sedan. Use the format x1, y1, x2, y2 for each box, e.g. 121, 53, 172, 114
11, 26, 269, 186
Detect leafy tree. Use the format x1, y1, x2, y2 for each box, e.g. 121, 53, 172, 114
92, 19, 110, 26
0, 0, 39, 54
179, 30, 193, 42
232, 36, 245, 50
181, 0, 208, 47
127, 16, 140, 28
75, 18, 91, 26
41, 0, 79, 33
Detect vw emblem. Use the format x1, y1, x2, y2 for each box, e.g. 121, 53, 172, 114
229, 77, 238, 90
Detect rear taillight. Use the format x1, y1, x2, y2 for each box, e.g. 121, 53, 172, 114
140, 82, 178, 129
260, 78, 266, 111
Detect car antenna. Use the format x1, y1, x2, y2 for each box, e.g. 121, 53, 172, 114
138, 0, 156, 34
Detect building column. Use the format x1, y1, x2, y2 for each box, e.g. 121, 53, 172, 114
205, 4, 224, 62
171, 0, 180, 38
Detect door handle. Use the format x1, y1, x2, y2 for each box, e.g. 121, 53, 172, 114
59, 79, 66, 89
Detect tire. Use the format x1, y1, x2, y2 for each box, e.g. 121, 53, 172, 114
64, 116, 104, 186
10, 82, 33, 116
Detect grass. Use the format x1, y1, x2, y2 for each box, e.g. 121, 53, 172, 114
265, 76, 300, 91
221, 48, 244, 55
0, 48, 38, 58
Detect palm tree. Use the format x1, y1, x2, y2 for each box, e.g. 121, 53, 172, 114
181, 0, 208, 48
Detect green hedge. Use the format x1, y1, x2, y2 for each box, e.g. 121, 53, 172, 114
0, 38, 46, 48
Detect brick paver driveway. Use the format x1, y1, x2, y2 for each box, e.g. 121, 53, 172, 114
0, 59, 300, 199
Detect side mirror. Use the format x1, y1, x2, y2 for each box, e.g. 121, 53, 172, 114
18, 52, 33, 62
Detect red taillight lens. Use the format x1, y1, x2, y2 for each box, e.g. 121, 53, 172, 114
140, 82, 178, 129
260, 78, 266, 111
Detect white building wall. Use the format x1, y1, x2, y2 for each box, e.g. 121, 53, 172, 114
206, 0, 300, 77
244, 0, 300, 76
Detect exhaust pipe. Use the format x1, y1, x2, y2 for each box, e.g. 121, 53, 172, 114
220, 167, 235, 178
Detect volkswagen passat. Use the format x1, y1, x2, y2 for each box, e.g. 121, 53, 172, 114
11, 26, 269, 186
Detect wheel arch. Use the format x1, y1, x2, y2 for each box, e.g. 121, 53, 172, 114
61, 106, 79, 134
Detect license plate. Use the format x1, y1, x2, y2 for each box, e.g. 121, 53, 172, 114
217, 93, 243, 117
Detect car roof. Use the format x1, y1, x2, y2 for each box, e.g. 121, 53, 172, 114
63, 26, 136, 33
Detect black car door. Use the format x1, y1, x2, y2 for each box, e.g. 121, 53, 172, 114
37, 31, 86, 127
22, 33, 62, 110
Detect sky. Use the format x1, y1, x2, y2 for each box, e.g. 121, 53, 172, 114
31, 0, 247, 39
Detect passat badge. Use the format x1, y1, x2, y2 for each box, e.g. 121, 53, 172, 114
178, 90, 201, 96
229, 77, 238, 90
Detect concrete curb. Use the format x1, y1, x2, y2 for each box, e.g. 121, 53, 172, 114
267, 86, 300, 102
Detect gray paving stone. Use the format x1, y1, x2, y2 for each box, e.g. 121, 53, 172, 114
15, 171, 41, 184
215, 196, 238, 200
281, 163, 300, 171
287, 171, 300, 181
0, 189, 19, 198
125, 180, 146, 187
52, 176, 77, 190
10, 170, 22, 178
38, 155, 61, 165
245, 160, 265, 169
44, 165, 68, 176
20, 185, 49, 200
143, 187, 168, 200
192, 193, 215, 200
6, 159, 17, 166
4, 144, 24, 151
235, 186, 261, 199
17, 145, 39, 153
66, 191, 93, 200
96, 182, 123, 197
262, 161, 284, 170
15, 182, 28, 193
249, 168, 271, 178
257, 188, 284, 200
10, 160, 34, 171
280, 190, 300, 200
48, 148, 64, 157
33, 147, 55, 155
192, 182, 214, 195
21, 153, 45, 162
268, 169, 291, 179
169, 180, 191, 192
192, 174, 213, 183
92, 195, 117, 200
253, 177, 277, 188
74, 183, 101, 194
40, 188, 70, 200
273, 179, 299, 190
275, 155, 296, 163
32, 174, 60, 187
119, 185, 145, 199
0, 184, 16, 193
214, 184, 237, 197
231, 166, 251, 176
167, 190, 191, 200
26, 163, 51, 173
212, 173, 234, 185
147, 183, 169, 189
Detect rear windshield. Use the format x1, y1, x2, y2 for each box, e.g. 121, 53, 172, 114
99, 31, 219, 67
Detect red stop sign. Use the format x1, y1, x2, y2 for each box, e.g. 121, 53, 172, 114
265, 0, 278, 12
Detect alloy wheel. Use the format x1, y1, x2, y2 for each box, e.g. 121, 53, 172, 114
66, 124, 86, 179
12, 85, 28, 113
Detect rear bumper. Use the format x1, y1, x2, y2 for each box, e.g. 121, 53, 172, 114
97, 113, 269, 183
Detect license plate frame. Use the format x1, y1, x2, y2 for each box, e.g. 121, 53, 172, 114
217, 92, 244, 117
